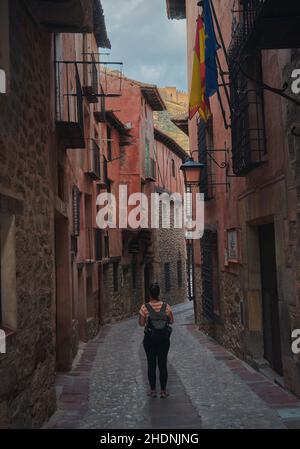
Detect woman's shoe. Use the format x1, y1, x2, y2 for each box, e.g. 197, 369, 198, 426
147, 390, 157, 398
160, 390, 169, 399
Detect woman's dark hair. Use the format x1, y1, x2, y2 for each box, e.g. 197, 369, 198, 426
149, 282, 160, 300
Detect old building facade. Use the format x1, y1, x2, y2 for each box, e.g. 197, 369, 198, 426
99, 75, 189, 320
0, 0, 191, 429
167, 0, 300, 397
0, 0, 112, 428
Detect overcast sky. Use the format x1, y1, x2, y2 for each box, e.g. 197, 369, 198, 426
101, 0, 187, 91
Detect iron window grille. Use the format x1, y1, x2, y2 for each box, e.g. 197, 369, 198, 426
229, 1, 266, 60
186, 241, 195, 302
229, 52, 266, 176
72, 186, 81, 237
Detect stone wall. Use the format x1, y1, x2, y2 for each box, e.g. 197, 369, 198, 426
153, 204, 187, 306
102, 258, 144, 323
0, 0, 56, 428
281, 49, 300, 396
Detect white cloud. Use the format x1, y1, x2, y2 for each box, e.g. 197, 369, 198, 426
101, 0, 187, 90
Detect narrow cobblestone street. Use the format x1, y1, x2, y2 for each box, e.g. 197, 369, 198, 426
46, 303, 300, 430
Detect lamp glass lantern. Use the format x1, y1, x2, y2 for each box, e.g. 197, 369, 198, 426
180, 157, 205, 187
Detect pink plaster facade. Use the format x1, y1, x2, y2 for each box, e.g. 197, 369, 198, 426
169, 0, 300, 396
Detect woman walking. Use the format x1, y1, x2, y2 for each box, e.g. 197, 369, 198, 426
139, 283, 174, 399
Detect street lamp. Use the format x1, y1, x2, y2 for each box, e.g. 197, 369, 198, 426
180, 157, 205, 187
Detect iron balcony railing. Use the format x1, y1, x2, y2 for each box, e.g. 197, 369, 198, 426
229, 0, 300, 57
55, 61, 85, 149
229, 0, 266, 60
56, 59, 123, 148
82, 56, 99, 103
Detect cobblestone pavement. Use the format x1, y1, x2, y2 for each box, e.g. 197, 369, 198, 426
47, 302, 300, 429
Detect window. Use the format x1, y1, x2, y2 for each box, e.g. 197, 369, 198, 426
72, 186, 80, 237
107, 126, 112, 161
229, 53, 266, 175
0, 212, 17, 330
177, 259, 182, 288
95, 229, 102, 261
113, 262, 119, 292
104, 234, 109, 258
164, 263, 171, 292
201, 230, 220, 321
171, 159, 176, 178
0, 1, 9, 94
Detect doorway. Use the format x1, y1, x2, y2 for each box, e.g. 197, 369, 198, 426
258, 223, 283, 375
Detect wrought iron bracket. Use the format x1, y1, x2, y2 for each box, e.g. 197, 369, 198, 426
191, 145, 234, 192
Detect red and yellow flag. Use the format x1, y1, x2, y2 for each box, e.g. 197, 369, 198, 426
189, 15, 211, 122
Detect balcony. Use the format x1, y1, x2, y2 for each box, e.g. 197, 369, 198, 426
230, 0, 300, 57
145, 157, 156, 181
24, 0, 94, 33
83, 57, 99, 104
56, 62, 85, 149
85, 139, 101, 180
166, 0, 186, 20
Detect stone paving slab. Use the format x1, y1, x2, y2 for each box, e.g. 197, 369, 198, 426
45, 301, 300, 429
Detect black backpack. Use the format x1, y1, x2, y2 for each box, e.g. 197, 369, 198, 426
145, 303, 172, 340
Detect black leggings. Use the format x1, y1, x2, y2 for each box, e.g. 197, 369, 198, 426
143, 334, 170, 391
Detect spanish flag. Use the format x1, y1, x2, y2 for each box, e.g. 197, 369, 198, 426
189, 15, 210, 121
